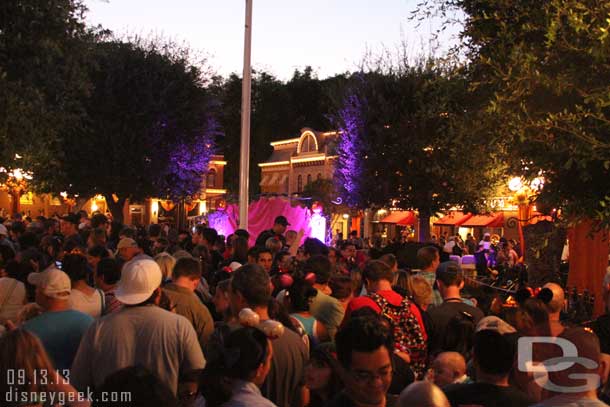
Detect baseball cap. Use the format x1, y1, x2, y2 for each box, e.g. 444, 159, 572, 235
0, 224, 7, 236
476, 316, 516, 335
274, 216, 290, 226
115, 259, 162, 305
61, 213, 80, 226
28, 269, 71, 299
436, 261, 463, 276
117, 237, 138, 250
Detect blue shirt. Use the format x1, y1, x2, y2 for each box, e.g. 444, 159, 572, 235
23, 309, 93, 370
222, 380, 278, 407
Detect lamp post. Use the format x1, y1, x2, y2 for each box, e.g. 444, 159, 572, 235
507, 176, 545, 259
238, 0, 253, 230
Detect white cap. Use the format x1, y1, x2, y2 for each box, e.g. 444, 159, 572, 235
115, 259, 162, 305
28, 269, 71, 299
476, 316, 516, 335
0, 224, 7, 236
227, 261, 242, 272
117, 238, 138, 250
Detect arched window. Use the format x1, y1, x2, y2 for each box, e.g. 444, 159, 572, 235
206, 169, 216, 188
297, 175, 303, 192
299, 133, 317, 153
317, 173, 322, 180
307, 174, 312, 185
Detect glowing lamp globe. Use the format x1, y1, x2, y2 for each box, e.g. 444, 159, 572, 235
508, 177, 523, 192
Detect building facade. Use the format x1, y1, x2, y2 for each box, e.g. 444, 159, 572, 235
259, 128, 339, 195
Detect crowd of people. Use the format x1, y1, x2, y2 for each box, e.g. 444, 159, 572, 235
0, 211, 608, 406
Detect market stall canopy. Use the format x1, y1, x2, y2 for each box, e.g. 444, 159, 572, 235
434, 211, 473, 226
380, 211, 416, 225
461, 212, 504, 228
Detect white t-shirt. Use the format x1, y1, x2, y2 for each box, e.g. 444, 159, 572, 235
0, 277, 25, 323
70, 288, 104, 318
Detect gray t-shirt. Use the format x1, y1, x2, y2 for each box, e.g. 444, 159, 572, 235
309, 289, 344, 341
71, 304, 205, 395
261, 326, 308, 407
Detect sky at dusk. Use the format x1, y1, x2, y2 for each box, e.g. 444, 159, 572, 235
85, 0, 461, 80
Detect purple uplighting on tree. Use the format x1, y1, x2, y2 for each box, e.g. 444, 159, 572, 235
334, 91, 367, 207
161, 116, 220, 200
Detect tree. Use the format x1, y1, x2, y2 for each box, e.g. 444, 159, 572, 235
53, 38, 219, 222
415, 0, 610, 227
333, 61, 505, 241
0, 0, 93, 192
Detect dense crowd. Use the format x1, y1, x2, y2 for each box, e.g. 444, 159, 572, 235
0, 212, 608, 406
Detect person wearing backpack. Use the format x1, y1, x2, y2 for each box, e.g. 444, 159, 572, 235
343, 260, 428, 379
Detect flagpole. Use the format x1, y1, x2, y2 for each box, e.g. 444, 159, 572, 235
239, 0, 253, 230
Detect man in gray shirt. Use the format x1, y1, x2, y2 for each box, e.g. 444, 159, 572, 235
230, 264, 308, 407
71, 258, 205, 395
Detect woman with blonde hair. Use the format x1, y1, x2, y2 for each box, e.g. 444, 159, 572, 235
406, 275, 434, 311
0, 329, 89, 406
154, 252, 176, 283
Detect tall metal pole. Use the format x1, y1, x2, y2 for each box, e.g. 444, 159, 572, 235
238, 0, 253, 230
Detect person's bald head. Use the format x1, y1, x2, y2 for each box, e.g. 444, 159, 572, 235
546, 327, 602, 396
398, 381, 450, 407
431, 352, 467, 387
543, 282, 565, 314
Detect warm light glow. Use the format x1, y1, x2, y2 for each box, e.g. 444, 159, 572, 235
12, 169, 23, 181
291, 155, 326, 164
508, 177, 523, 192
151, 200, 159, 215
60, 191, 68, 199
530, 177, 544, 190
204, 188, 227, 194
310, 212, 327, 243
377, 209, 387, 215
210, 160, 227, 166
342, 213, 349, 219
199, 201, 207, 215
258, 161, 290, 167
91, 202, 98, 212
270, 138, 300, 147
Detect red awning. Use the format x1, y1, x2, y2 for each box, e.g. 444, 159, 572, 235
380, 211, 416, 225
461, 212, 504, 228
434, 211, 473, 226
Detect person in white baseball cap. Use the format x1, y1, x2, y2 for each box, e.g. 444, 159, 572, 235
71, 258, 205, 395
22, 269, 94, 370
28, 269, 72, 300
115, 258, 163, 305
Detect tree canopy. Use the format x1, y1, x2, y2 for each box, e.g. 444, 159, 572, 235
55, 38, 220, 221
0, 0, 92, 188
333, 60, 505, 240
415, 0, 610, 226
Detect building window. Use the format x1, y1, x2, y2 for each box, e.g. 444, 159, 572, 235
301, 134, 316, 153
307, 174, 312, 185
297, 175, 303, 192
206, 169, 216, 188
317, 173, 322, 180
